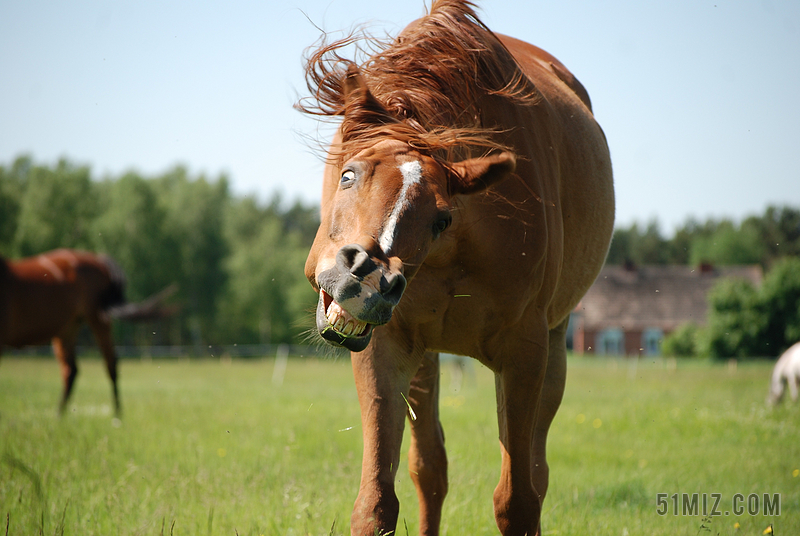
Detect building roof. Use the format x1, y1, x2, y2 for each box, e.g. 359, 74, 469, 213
575, 264, 763, 332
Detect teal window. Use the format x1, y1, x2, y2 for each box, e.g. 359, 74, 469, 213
597, 328, 624, 356
642, 328, 663, 356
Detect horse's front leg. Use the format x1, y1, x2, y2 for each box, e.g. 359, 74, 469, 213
492, 324, 549, 536
407, 351, 448, 536
350, 328, 423, 536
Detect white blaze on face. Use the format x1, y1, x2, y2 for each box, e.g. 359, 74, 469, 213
378, 160, 422, 254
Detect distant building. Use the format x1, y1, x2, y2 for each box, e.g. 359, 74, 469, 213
570, 263, 763, 356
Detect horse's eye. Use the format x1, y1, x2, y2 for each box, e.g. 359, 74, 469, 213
432, 214, 452, 238
341, 169, 356, 189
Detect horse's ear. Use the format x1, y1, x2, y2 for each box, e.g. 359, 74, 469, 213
448, 152, 516, 196
341, 64, 397, 140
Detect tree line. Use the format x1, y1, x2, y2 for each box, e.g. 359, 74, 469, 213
0, 155, 320, 348
606, 207, 800, 269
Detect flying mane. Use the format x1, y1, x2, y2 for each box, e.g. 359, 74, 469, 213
297, 0, 539, 163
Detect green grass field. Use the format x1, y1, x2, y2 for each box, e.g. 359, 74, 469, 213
1, 354, 798, 535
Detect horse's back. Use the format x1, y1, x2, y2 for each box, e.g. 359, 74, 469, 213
1, 250, 114, 346
485, 34, 614, 328
498, 34, 593, 113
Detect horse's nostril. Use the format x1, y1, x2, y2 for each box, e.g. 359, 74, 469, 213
381, 272, 407, 305
337, 244, 377, 280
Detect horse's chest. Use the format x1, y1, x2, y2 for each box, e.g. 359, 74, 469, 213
404, 259, 539, 355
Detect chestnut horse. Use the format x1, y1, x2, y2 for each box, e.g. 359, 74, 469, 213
0, 249, 161, 416
299, 1, 614, 535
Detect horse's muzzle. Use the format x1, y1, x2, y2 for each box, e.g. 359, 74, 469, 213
315, 243, 406, 352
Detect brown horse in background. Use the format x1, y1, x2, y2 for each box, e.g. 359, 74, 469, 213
299, 1, 614, 535
0, 248, 172, 416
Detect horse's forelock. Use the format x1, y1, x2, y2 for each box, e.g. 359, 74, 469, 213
298, 0, 535, 165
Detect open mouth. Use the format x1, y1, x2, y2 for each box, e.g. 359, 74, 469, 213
320, 290, 373, 339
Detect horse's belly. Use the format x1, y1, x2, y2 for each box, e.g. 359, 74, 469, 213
7, 298, 78, 346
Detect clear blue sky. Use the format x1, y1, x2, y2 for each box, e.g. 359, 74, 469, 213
2, 0, 798, 234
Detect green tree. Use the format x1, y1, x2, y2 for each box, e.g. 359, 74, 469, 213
700, 278, 765, 358
0, 156, 27, 254
605, 226, 634, 265
688, 219, 765, 267
759, 257, 800, 353
279, 199, 320, 246
753, 206, 800, 262
92, 173, 178, 301
702, 258, 800, 358
152, 167, 229, 345
606, 221, 671, 265
670, 217, 719, 266
218, 196, 318, 344
8, 158, 99, 256
634, 221, 672, 264
607, 207, 800, 268
662, 323, 701, 357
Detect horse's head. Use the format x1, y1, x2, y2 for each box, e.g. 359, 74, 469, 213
305, 66, 516, 352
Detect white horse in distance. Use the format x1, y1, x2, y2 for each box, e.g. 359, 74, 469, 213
768, 342, 800, 405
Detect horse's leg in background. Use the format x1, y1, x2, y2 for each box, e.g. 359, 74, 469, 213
789, 371, 799, 402
406, 351, 448, 536
492, 323, 549, 536
768, 358, 787, 405
52, 330, 78, 415
350, 328, 424, 536
530, 318, 569, 515
88, 314, 120, 415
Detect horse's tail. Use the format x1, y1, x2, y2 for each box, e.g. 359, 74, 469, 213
96, 254, 178, 321
107, 283, 179, 321
98, 254, 128, 311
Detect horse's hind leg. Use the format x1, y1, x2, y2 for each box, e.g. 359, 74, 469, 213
52, 333, 78, 415
89, 315, 120, 415
531, 318, 569, 506
407, 351, 448, 536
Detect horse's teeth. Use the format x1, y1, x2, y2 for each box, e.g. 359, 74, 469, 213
324, 299, 369, 337
327, 301, 342, 324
